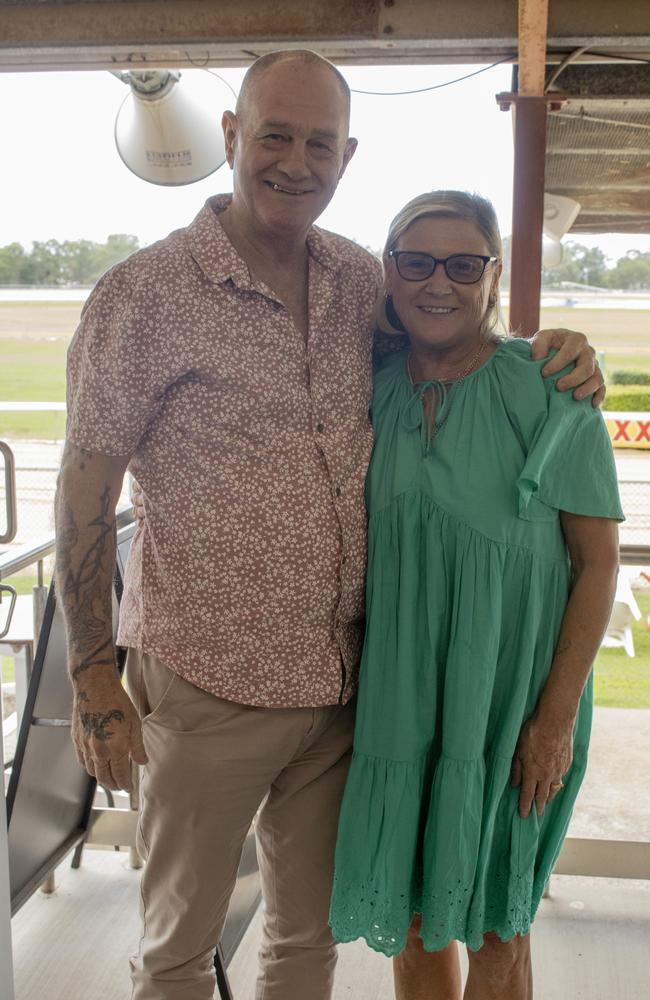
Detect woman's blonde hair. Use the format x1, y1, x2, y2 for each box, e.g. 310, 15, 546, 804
376, 190, 506, 338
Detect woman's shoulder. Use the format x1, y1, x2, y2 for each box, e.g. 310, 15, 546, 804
495, 337, 573, 386
494, 336, 540, 369
492, 336, 605, 442
492, 337, 571, 403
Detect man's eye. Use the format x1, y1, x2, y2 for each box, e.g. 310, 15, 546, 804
264, 133, 286, 142
307, 139, 335, 156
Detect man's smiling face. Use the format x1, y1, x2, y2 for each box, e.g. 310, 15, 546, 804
222, 60, 357, 241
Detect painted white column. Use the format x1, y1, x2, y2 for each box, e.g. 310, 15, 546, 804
0, 733, 15, 1000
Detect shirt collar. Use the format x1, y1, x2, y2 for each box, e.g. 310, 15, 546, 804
187, 194, 343, 292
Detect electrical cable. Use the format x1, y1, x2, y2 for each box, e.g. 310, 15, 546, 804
545, 46, 590, 92
182, 48, 650, 104
183, 51, 239, 98
348, 55, 514, 96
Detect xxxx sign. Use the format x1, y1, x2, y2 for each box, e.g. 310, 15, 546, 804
604, 411, 650, 450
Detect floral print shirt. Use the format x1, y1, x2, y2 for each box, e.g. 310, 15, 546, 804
66, 195, 383, 707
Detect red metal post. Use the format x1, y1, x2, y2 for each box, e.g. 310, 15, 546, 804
508, 95, 548, 337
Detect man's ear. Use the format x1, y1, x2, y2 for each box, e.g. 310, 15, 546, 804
338, 137, 358, 180
222, 111, 238, 169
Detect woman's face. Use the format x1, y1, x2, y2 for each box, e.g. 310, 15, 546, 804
386, 216, 502, 352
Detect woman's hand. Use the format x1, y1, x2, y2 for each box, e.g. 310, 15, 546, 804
531, 329, 605, 408
511, 712, 574, 818
131, 479, 146, 526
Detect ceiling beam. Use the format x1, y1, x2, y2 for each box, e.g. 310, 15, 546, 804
517, 0, 549, 95
1, 0, 650, 72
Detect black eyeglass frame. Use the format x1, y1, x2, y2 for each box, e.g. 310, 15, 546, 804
387, 250, 499, 284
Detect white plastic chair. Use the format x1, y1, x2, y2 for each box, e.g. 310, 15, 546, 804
601, 601, 637, 658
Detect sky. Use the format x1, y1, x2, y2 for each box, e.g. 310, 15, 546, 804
2, 62, 650, 264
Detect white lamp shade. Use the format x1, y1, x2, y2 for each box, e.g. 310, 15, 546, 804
115, 75, 227, 186
543, 193, 581, 242
542, 238, 564, 268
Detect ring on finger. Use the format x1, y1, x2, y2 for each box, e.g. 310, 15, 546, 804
550, 780, 564, 791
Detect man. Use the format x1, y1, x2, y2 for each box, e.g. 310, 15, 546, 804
55, 50, 603, 1000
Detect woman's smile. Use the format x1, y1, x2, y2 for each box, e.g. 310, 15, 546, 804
417, 304, 457, 315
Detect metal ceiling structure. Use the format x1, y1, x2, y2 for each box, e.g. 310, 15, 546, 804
1, 0, 649, 71
546, 63, 650, 235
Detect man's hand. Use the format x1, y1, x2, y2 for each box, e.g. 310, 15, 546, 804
72, 674, 147, 791
531, 329, 605, 408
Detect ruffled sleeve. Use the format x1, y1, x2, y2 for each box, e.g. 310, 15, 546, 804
517, 366, 625, 523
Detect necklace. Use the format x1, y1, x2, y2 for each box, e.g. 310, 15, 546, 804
406, 341, 487, 442
406, 340, 487, 387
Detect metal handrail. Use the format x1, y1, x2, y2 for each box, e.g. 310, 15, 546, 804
619, 544, 650, 565
0, 506, 135, 581
0, 584, 18, 640
0, 441, 17, 545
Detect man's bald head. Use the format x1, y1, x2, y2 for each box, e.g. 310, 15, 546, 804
236, 50, 351, 133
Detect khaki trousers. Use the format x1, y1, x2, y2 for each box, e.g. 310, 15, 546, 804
126, 651, 355, 1000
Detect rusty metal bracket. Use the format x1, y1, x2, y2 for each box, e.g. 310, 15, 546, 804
496, 90, 569, 111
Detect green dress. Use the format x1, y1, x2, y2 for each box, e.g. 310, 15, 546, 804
329, 338, 623, 956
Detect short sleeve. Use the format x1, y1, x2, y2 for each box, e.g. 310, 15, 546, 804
517, 369, 625, 523
66, 262, 174, 456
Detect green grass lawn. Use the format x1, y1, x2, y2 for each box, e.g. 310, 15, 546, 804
1, 658, 14, 684
1, 336, 68, 438
1, 410, 66, 439
593, 592, 650, 708
0, 337, 67, 401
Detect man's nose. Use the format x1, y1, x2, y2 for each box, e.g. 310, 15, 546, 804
277, 140, 311, 179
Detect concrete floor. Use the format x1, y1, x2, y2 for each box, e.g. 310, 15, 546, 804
9, 849, 650, 1000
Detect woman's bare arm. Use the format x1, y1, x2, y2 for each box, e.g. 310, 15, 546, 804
512, 513, 619, 817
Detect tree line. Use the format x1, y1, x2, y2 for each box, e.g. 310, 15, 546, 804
0, 235, 141, 286
1, 234, 650, 290
500, 237, 650, 291
542, 243, 650, 290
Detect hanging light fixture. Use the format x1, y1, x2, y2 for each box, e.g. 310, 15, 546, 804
114, 70, 228, 186
541, 193, 581, 269
543, 193, 581, 242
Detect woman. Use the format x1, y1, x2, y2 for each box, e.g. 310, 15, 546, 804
328, 191, 623, 999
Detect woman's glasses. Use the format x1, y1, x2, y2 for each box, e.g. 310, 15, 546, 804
388, 251, 499, 284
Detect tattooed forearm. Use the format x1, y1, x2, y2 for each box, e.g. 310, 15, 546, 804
71, 636, 116, 682
58, 485, 113, 604
67, 589, 110, 657
55, 443, 128, 686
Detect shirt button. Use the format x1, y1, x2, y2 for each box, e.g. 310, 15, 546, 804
335, 486, 342, 497
316, 422, 325, 433
341, 554, 347, 565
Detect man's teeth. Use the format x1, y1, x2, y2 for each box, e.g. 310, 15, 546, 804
271, 183, 305, 195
